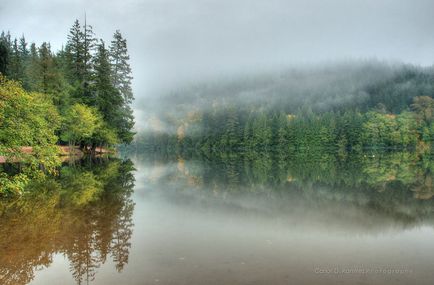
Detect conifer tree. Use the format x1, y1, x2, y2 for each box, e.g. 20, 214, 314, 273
25, 43, 39, 90
66, 19, 84, 82
93, 40, 121, 120
38, 42, 53, 93
93, 39, 135, 143
109, 30, 133, 104
0, 32, 11, 76
82, 16, 97, 96
39, 43, 66, 98
8, 38, 24, 81
0, 39, 8, 75
18, 35, 28, 59
17, 35, 30, 88
65, 18, 97, 103
224, 106, 240, 148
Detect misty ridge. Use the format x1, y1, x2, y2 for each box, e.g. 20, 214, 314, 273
138, 60, 434, 133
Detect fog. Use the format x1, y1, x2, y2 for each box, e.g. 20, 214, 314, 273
136, 61, 431, 133
1, 0, 434, 128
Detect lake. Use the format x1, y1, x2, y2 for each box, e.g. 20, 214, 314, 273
1, 151, 434, 285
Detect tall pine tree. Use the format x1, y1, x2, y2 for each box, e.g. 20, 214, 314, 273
66, 19, 84, 83
9, 38, 24, 81
109, 30, 133, 104
82, 16, 97, 98
0, 38, 8, 75
93, 39, 134, 144
93, 40, 121, 120
65, 18, 97, 104
0, 31, 12, 76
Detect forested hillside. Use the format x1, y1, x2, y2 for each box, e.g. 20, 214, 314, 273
133, 62, 434, 153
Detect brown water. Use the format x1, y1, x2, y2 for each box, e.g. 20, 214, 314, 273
1, 153, 434, 285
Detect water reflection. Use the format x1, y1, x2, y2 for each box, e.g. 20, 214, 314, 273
1, 151, 434, 284
0, 158, 135, 285
128, 151, 434, 285
136, 151, 434, 232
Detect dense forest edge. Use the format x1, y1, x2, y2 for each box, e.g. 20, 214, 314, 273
0, 19, 134, 195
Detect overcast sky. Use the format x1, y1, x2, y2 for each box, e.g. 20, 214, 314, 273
1, 0, 434, 108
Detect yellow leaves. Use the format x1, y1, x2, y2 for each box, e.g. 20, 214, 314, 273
70, 180, 102, 206
0, 74, 23, 97
0, 173, 30, 195
177, 125, 185, 141
61, 103, 100, 143
177, 158, 185, 173
186, 110, 201, 122
287, 114, 296, 121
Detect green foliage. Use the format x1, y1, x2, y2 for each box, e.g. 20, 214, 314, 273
60, 103, 100, 146
135, 101, 425, 153
0, 173, 30, 195
60, 168, 103, 206
0, 19, 134, 149
0, 76, 61, 194
137, 150, 434, 204
0, 159, 135, 283
0, 20, 135, 196
132, 62, 434, 153
110, 30, 133, 104
411, 96, 434, 123
0, 39, 8, 75
92, 122, 120, 146
92, 40, 132, 144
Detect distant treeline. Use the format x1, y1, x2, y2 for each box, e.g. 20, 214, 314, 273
133, 64, 434, 152
0, 19, 134, 194
134, 98, 434, 152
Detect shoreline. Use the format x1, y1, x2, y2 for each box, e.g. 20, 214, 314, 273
0, 146, 115, 164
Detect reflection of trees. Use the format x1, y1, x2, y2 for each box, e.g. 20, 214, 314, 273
0, 182, 61, 285
220, 153, 241, 191
111, 200, 134, 272
67, 228, 100, 285
203, 151, 434, 200
0, 159, 135, 285
411, 170, 434, 199
141, 150, 434, 229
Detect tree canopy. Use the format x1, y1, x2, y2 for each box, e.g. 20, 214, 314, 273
0, 19, 135, 195
0, 19, 135, 148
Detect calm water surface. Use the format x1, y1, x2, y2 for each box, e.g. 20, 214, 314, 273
1, 152, 434, 285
